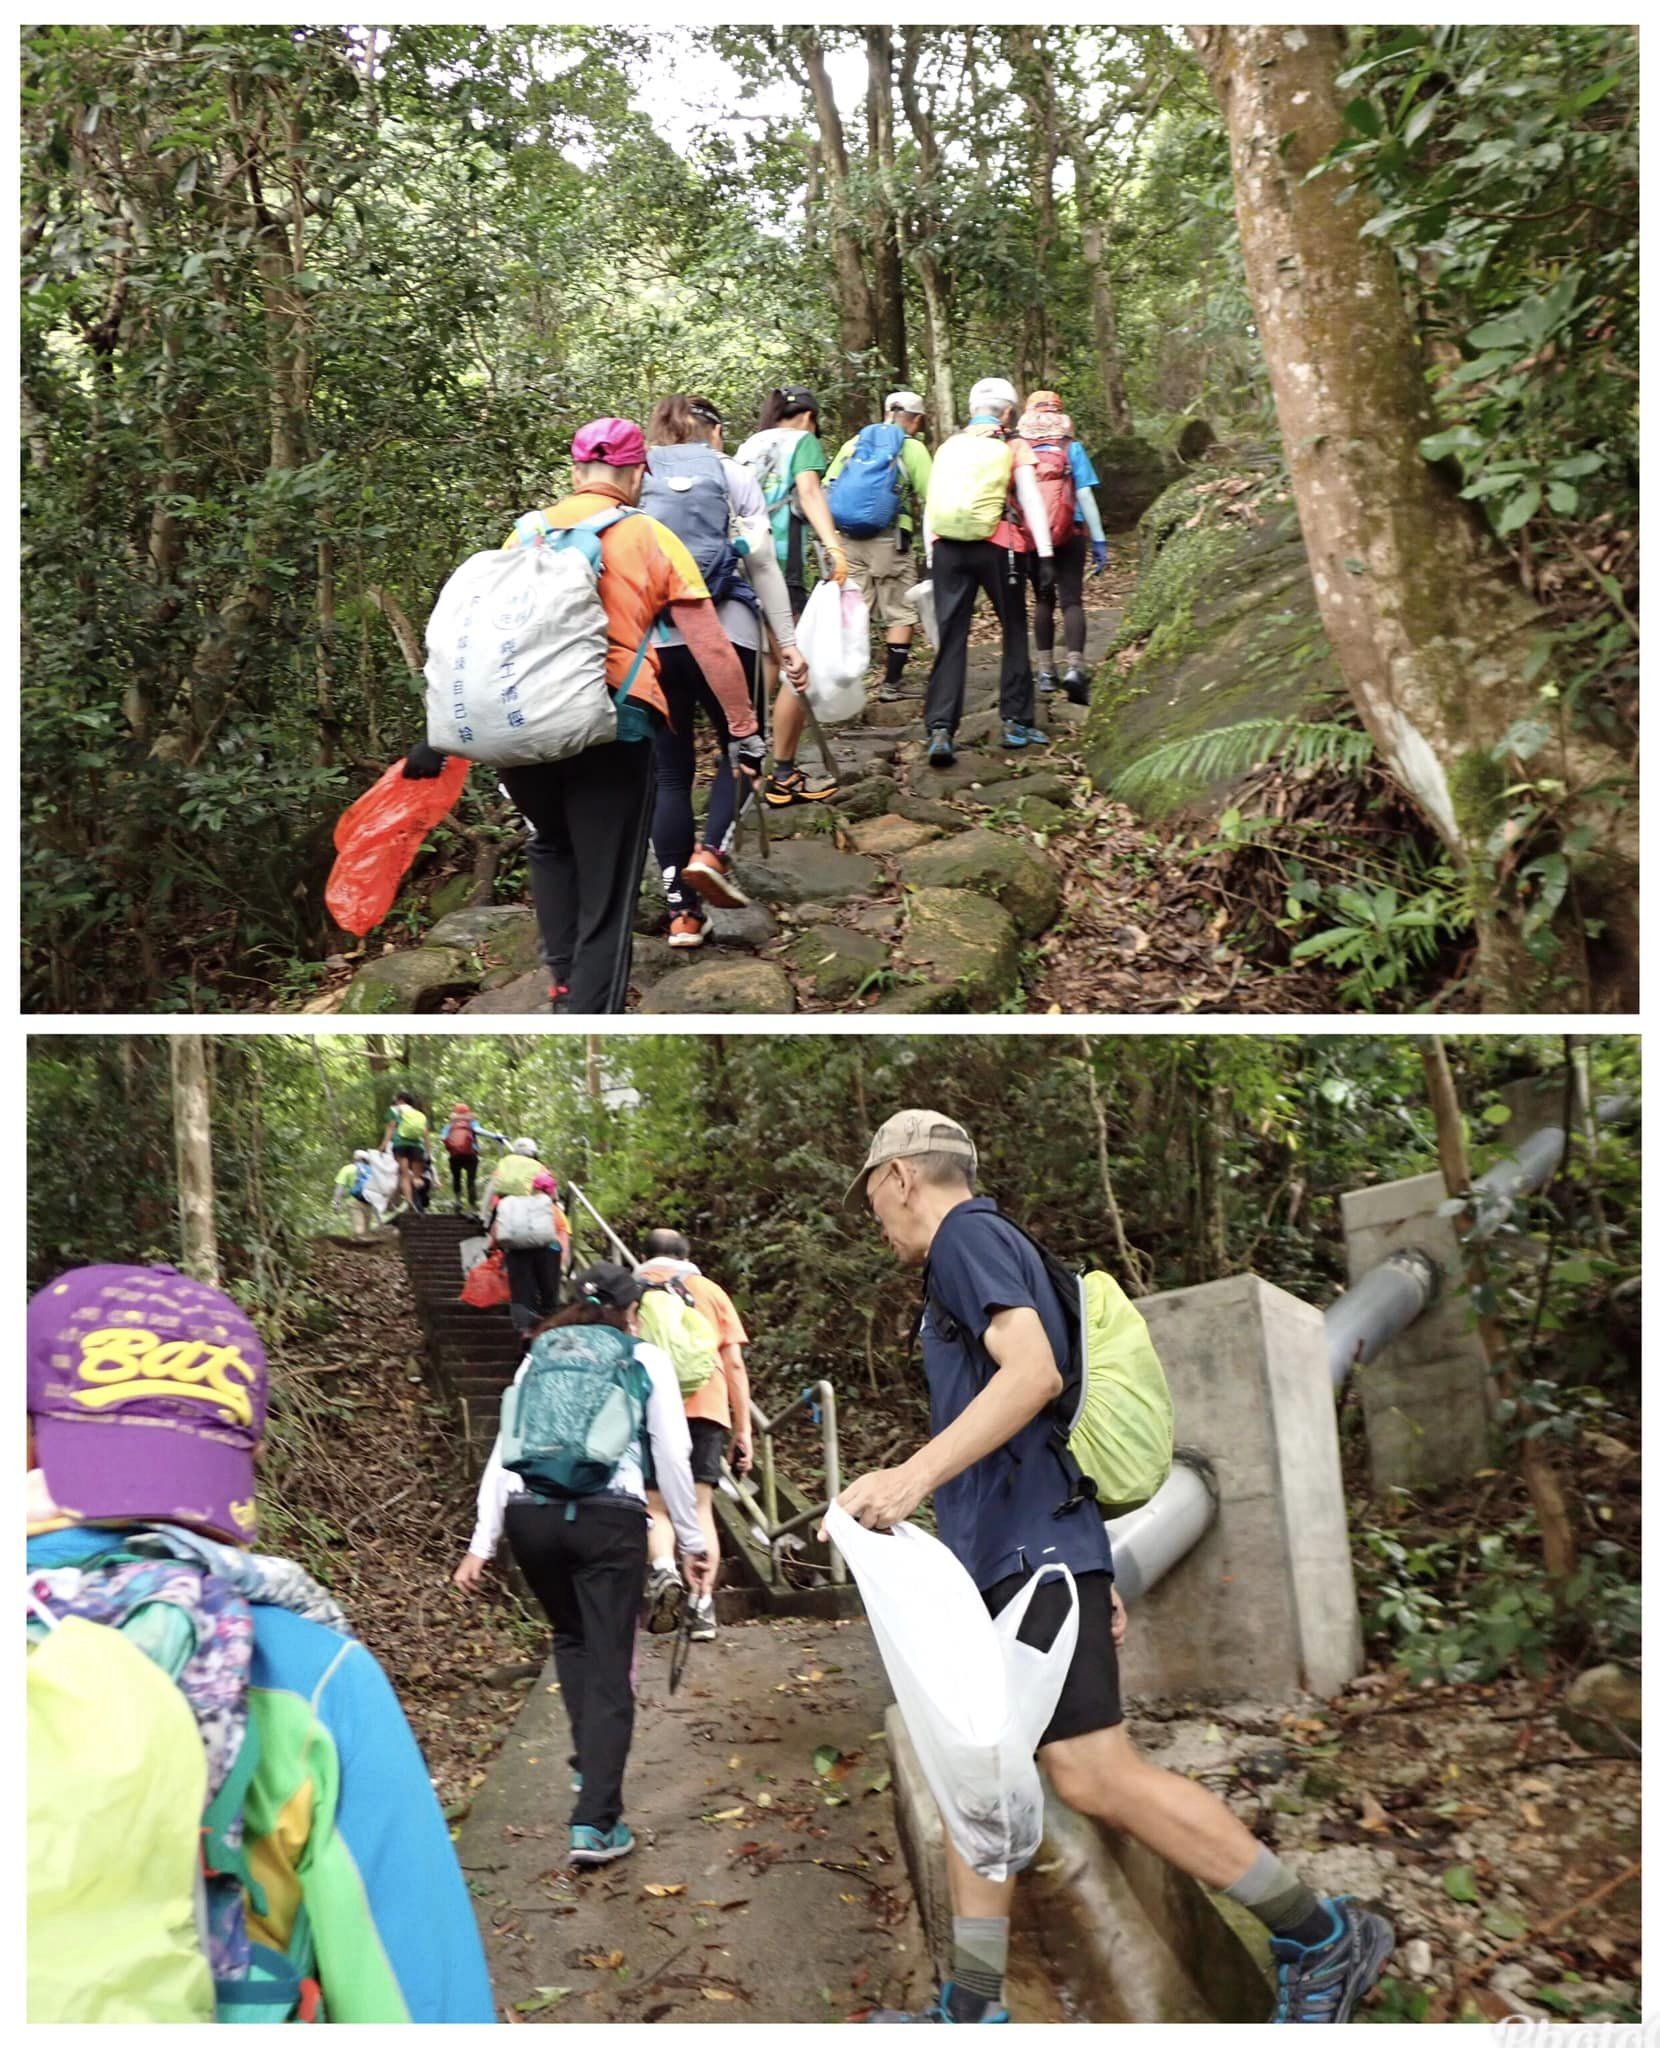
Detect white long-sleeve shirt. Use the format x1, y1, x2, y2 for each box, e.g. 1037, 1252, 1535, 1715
467, 1339, 705, 1560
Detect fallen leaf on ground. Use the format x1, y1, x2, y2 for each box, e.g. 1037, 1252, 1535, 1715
701, 1987, 736, 2002
704, 1806, 747, 1823
514, 1987, 573, 2013
642, 1884, 686, 1898
581, 1950, 625, 1971
1358, 1791, 1392, 1832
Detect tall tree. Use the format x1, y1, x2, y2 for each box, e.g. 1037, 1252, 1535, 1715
171, 1034, 220, 1285
793, 28, 880, 419
863, 27, 907, 384
896, 32, 957, 432
1189, 26, 1638, 1008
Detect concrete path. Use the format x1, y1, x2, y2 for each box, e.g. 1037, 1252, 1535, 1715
457, 1614, 931, 2024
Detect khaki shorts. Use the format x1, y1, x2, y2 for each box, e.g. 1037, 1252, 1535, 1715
839, 527, 921, 630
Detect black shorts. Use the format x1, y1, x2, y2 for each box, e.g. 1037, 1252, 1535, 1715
687, 1418, 728, 1488
391, 1140, 425, 1159
982, 1566, 1123, 1748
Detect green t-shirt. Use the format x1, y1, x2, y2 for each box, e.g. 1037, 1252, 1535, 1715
826, 431, 933, 534
390, 1105, 428, 1144
334, 1163, 357, 1189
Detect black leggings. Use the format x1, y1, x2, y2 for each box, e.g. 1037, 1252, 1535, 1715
505, 1497, 647, 1832
448, 1153, 478, 1208
652, 640, 761, 915
1027, 533, 1087, 660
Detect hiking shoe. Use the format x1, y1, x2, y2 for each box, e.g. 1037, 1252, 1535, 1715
569, 1821, 634, 1867
644, 1563, 687, 1636
683, 845, 750, 909
926, 728, 956, 768
1061, 666, 1092, 706
866, 1984, 1009, 2024
1036, 669, 1058, 697
1004, 722, 1049, 748
765, 766, 838, 808
1270, 1897, 1395, 2023
878, 680, 921, 702
689, 1594, 718, 1642
667, 913, 706, 950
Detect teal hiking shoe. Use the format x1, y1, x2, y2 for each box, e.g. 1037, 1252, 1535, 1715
927, 727, 956, 767
1001, 722, 1030, 749
1270, 1897, 1394, 2022
569, 1821, 634, 1867
867, 1984, 1009, 2024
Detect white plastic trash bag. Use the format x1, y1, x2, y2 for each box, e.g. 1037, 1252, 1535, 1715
904, 578, 939, 652
825, 1504, 1077, 1880
459, 1235, 489, 1275
361, 1149, 401, 1218
796, 580, 870, 722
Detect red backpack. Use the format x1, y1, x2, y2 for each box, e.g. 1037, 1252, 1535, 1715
444, 1117, 477, 1159
1026, 441, 1077, 549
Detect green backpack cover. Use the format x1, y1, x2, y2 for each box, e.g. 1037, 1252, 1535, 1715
637, 1280, 720, 1398
501, 1324, 652, 1499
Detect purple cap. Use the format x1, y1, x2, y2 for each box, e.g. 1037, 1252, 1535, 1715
27, 1265, 269, 1544
571, 416, 647, 468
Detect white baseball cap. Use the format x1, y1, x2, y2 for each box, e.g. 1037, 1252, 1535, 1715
968, 377, 1019, 415
885, 390, 926, 415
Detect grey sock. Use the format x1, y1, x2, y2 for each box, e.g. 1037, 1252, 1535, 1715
1225, 1846, 1332, 1946
950, 1915, 1009, 2004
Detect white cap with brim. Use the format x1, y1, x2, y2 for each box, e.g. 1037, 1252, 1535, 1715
844, 1109, 978, 1203
885, 390, 926, 415
968, 377, 1019, 415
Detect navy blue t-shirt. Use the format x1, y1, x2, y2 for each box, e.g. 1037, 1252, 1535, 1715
921, 1198, 1113, 1591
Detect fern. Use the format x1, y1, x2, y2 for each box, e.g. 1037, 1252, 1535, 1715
1114, 718, 1375, 806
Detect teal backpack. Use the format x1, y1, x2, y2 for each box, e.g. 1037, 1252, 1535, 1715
501, 1325, 652, 1503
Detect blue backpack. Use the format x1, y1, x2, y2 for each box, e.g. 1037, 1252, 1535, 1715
638, 443, 758, 613
827, 422, 909, 538
500, 1325, 652, 1503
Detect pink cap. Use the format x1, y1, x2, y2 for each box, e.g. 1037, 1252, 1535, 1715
571, 416, 647, 468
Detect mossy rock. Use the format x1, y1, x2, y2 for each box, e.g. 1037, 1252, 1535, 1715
834, 775, 901, 822
731, 840, 880, 906
424, 905, 529, 954
899, 829, 1062, 938
635, 959, 795, 1014
849, 813, 944, 858
1092, 433, 1181, 530
1080, 470, 1344, 819
787, 925, 888, 999
962, 772, 1075, 812
428, 873, 480, 921
340, 946, 478, 1015
900, 887, 1021, 1008
894, 794, 967, 830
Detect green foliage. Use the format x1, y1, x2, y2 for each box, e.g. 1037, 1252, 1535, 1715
1289, 878, 1468, 1004
1113, 717, 1375, 807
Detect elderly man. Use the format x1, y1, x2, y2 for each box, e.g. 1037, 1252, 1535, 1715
835, 1111, 1395, 2026
825, 390, 934, 702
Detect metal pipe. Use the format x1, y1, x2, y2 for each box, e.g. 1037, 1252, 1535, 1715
1324, 1248, 1439, 1390
1105, 1453, 1219, 1606
818, 1380, 846, 1585
563, 1180, 639, 1268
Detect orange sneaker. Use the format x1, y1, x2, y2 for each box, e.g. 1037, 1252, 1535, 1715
682, 845, 751, 909
667, 914, 706, 949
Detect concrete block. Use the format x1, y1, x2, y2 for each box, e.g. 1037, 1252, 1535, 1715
1120, 1274, 1362, 1705
1342, 1170, 1492, 1491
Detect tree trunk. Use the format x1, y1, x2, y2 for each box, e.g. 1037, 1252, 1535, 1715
865, 27, 907, 382
897, 32, 957, 431
1189, 26, 1637, 1008
1417, 1037, 1579, 1585
171, 1034, 220, 1286
795, 29, 879, 419
1067, 135, 1133, 433
1007, 29, 1059, 394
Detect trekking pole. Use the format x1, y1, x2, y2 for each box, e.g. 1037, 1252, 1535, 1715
790, 679, 842, 786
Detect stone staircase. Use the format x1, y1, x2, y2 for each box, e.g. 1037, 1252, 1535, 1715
396, 1210, 521, 1475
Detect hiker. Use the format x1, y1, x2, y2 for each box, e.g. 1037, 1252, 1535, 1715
1014, 391, 1106, 704
491, 1168, 567, 1337
837, 1112, 1396, 2026
453, 1263, 716, 1868
482, 1134, 543, 1218
26, 1264, 495, 2022
411, 1147, 438, 1215
919, 377, 1056, 765
734, 384, 849, 809
636, 1228, 753, 1643
640, 393, 809, 949
331, 1149, 381, 1237
826, 391, 934, 703
439, 1102, 507, 1215
405, 416, 764, 1013
382, 1090, 430, 1211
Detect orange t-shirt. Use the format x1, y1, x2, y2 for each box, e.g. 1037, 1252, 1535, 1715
639, 1260, 749, 1428
502, 489, 709, 720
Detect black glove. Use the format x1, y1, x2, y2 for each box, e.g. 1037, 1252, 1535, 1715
728, 733, 767, 784
402, 742, 447, 780
1033, 557, 1057, 603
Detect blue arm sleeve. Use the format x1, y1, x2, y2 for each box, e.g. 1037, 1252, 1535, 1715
1068, 441, 1101, 491
1077, 486, 1106, 546
317, 1638, 497, 2020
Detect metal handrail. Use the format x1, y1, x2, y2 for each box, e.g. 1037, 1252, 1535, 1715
562, 1184, 844, 1584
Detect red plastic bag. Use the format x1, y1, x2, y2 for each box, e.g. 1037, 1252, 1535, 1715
325, 754, 471, 936
460, 1248, 511, 1310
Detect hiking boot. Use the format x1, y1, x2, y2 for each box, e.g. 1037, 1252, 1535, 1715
1036, 669, 1058, 697
1270, 1898, 1395, 2023
926, 728, 956, 768
866, 1984, 1009, 2024
667, 914, 706, 950
644, 1563, 687, 1636
569, 1821, 634, 1867
1061, 666, 1092, 706
1003, 722, 1049, 749
879, 678, 921, 702
683, 845, 750, 909
765, 766, 838, 808
689, 1594, 718, 1642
